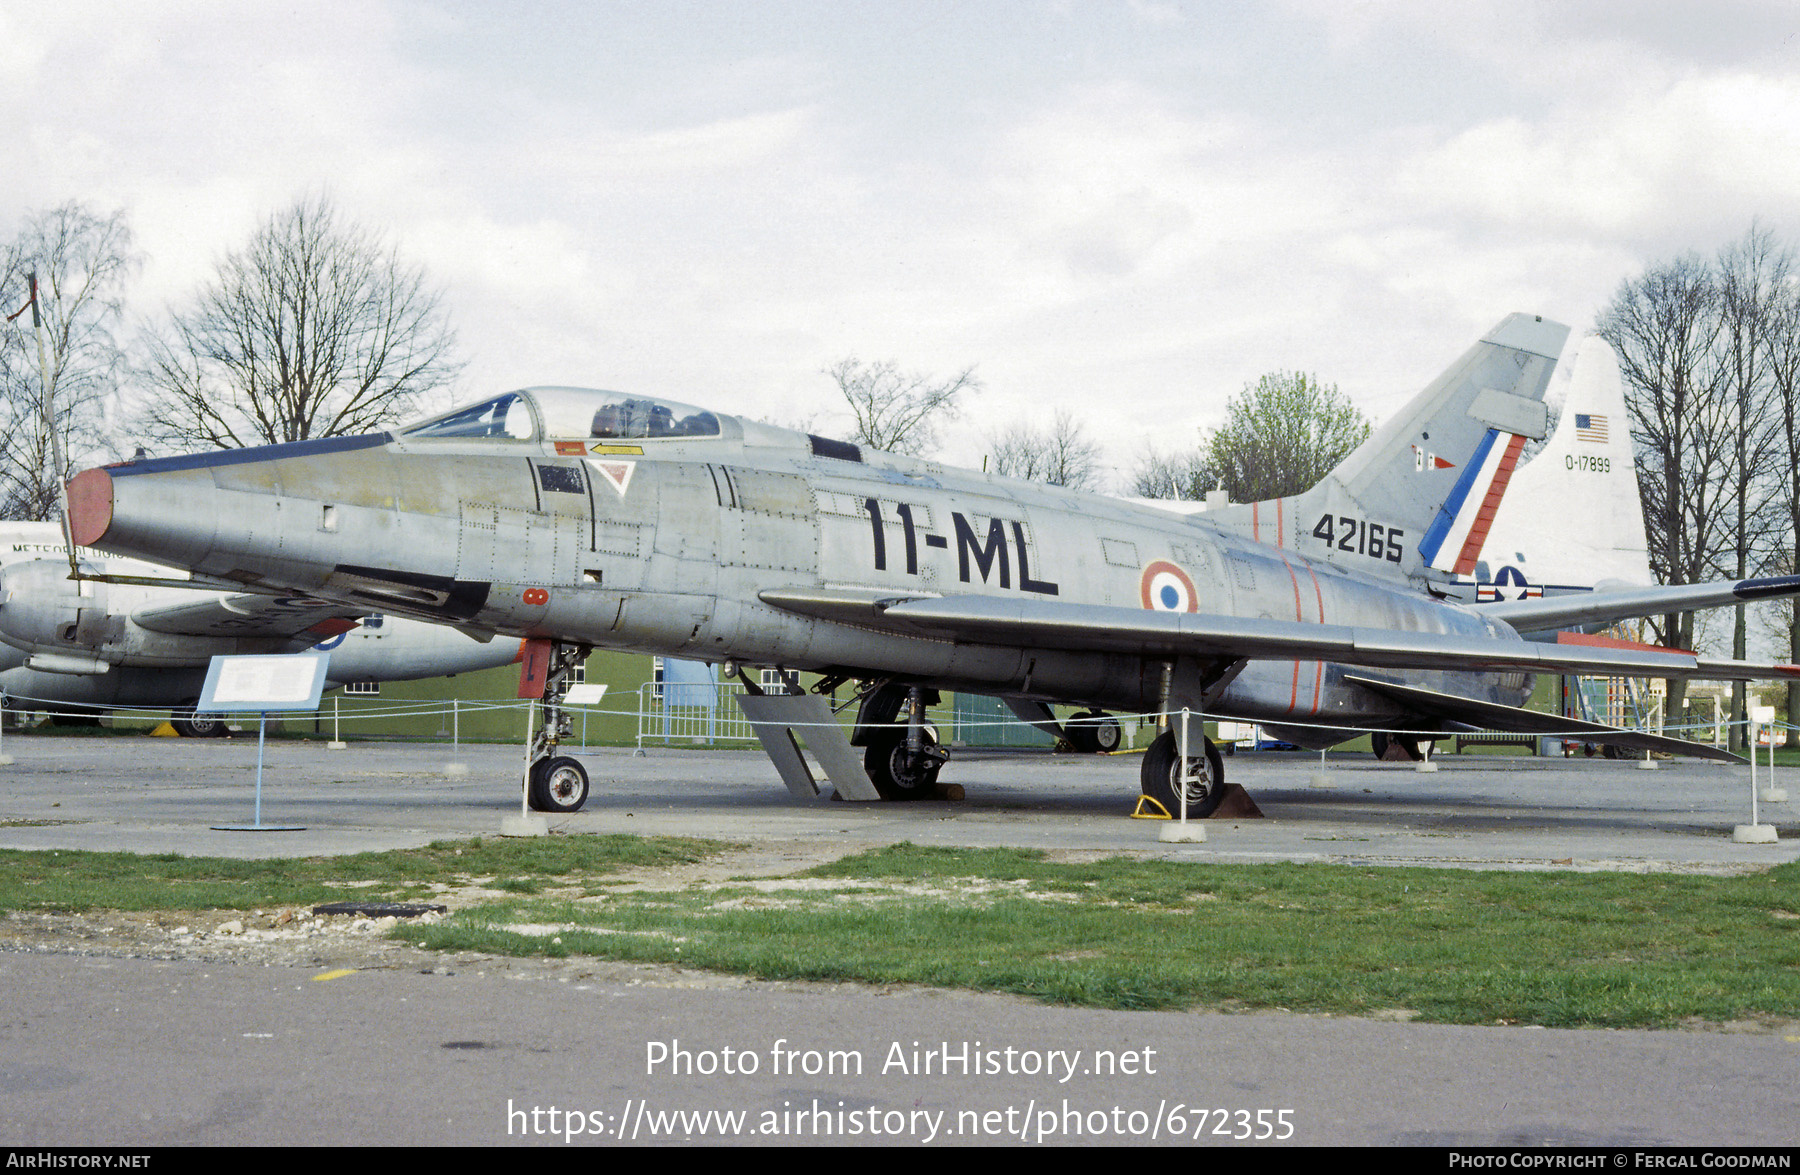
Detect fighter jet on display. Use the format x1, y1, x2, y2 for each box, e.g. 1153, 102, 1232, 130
0, 523, 523, 735
62, 313, 1800, 813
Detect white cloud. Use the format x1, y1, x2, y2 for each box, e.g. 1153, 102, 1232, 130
4, 1, 1800, 482
1394, 72, 1800, 245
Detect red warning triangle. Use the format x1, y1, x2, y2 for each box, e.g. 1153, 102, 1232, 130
587, 459, 635, 497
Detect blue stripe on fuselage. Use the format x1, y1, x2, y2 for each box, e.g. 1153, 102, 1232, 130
106, 432, 393, 477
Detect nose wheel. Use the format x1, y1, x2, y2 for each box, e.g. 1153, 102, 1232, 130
529, 755, 590, 813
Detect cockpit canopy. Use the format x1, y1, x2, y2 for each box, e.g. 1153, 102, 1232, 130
401, 388, 723, 442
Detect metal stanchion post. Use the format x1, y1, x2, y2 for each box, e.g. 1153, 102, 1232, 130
1754, 706, 1785, 802
501, 699, 547, 836
1735, 713, 1778, 843
444, 697, 469, 777
1159, 706, 1205, 843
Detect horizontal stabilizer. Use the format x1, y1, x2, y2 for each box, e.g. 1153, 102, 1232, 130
1478, 576, 1800, 633
1343, 674, 1743, 764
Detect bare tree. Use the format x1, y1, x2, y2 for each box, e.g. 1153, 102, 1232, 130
1598, 252, 1732, 728
824, 358, 979, 457
0, 203, 136, 520
1764, 243, 1800, 731
987, 409, 1103, 489
1206, 371, 1368, 503
140, 196, 462, 450
1711, 227, 1790, 749
1125, 446, 1212, 500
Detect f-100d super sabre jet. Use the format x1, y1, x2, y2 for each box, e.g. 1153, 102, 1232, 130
63, 313, 1800, 814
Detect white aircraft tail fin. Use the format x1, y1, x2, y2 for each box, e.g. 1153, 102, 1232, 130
1203, 313, 1570, 578
1448, 335, 1651, 603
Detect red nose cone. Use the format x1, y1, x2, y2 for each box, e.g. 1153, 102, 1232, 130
66, 468, 114, 547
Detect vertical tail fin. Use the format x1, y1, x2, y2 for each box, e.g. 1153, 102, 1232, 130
1203, 313, 1569, 579
1452, 335, 1652, 602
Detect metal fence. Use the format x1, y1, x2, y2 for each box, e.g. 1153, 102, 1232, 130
634, 681, 759, 748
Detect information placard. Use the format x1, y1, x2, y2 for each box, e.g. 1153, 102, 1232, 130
198, 652, 332, 713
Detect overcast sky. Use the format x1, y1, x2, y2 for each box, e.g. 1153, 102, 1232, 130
5, 0, 1799, 479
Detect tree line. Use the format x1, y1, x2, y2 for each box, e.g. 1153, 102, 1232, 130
0, 197, 463, 522
1599, 224, 1800, 736
1, 195, 1371, 531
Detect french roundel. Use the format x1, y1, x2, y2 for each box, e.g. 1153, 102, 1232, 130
1140, 560, 1198, 613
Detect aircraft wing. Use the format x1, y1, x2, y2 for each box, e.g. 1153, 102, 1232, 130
130, 593, 362, 644
1475, 575, 1800, 633
758, 588, 1797, 680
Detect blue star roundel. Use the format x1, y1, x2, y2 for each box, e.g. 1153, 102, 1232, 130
1139, 560, 1198, 613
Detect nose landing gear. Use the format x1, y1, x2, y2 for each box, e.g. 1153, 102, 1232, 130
523, 639, 593, 812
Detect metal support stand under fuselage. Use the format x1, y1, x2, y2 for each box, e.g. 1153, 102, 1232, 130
737, 690, 881, 800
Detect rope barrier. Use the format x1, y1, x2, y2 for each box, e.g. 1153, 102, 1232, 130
0, 676, 1790, 756
0, 681, 1784, 754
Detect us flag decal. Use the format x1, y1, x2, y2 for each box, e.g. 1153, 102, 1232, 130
1575, 413, 1609, 444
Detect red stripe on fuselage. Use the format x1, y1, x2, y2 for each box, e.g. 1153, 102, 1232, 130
1275, 551, 1304, 714
1307, 560, 1325, 713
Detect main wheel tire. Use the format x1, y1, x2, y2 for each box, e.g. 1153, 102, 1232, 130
1065, 712, 1123, 754
1370, 731, 1424, 761
529, 755, 590, 813
173, 710, 230, 738
863, 726, 943, 801
1140, 729, 1226, 817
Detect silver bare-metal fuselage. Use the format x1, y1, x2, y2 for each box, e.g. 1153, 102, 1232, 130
68, 396, 1530, 743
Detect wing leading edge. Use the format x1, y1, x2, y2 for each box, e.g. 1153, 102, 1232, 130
759, 587, 1798, 681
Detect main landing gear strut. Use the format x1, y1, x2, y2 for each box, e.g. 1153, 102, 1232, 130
852, 682, 949, 800
524, 639, 592, 813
